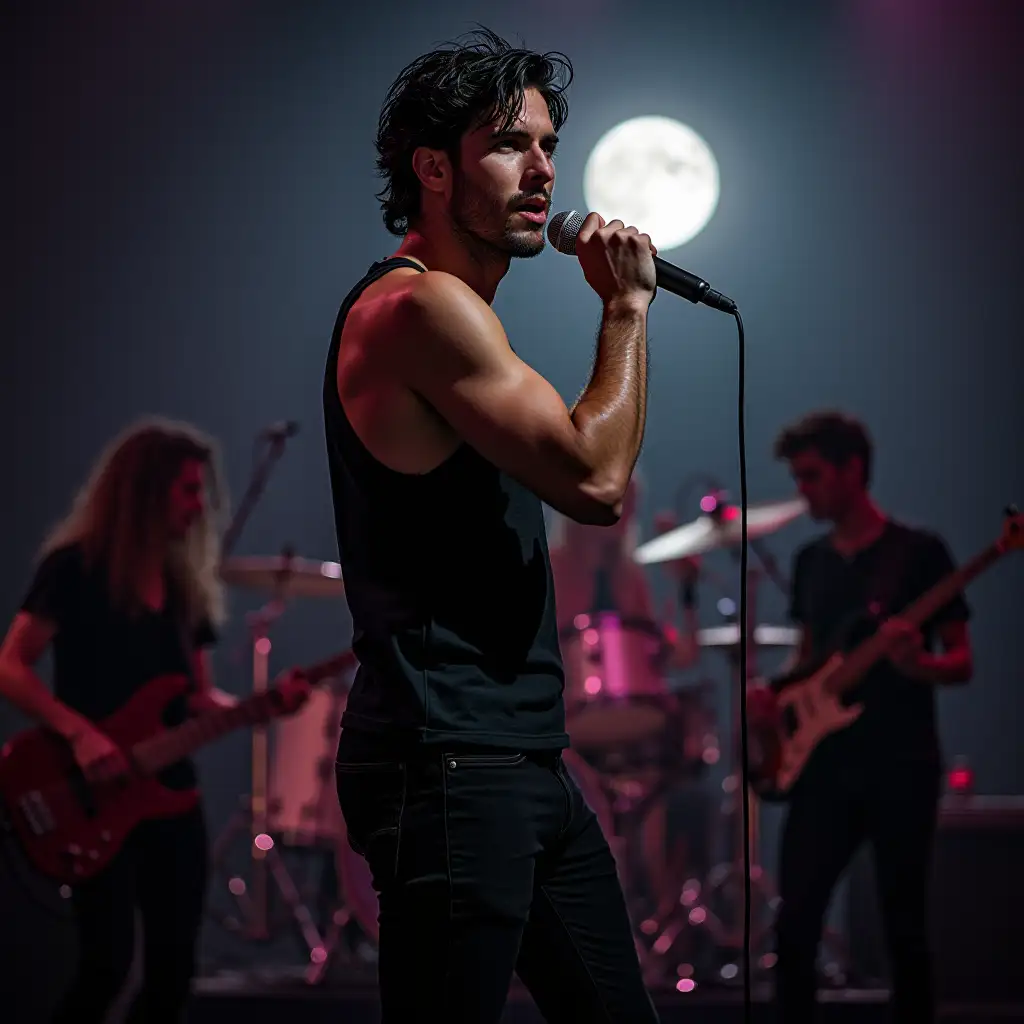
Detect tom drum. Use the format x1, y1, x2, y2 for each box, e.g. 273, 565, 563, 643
561, 613, 672, 749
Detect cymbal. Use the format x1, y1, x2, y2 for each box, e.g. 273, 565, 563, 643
697, 624, 800, 649
633, 497, 807, 565
220, 556, 345, 599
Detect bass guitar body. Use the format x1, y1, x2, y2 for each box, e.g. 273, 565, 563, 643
747, 657, 864, 803
0, 674, 198, 884
746, 612, 879, 802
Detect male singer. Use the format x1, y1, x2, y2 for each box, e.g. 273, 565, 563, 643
322, 27, 674, 1024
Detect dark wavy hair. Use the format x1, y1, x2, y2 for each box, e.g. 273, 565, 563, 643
773, 410, 874, 486
375, 27, 574, 236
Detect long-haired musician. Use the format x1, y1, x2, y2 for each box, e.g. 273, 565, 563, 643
0, 418, 308, 1023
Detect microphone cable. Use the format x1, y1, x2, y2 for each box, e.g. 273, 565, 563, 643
731, 307, 752, 1024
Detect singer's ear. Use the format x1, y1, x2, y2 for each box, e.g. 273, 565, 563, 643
411, 146, 453, 197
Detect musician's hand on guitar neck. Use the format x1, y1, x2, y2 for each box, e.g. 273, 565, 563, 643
880, 617, 924, 673
270, 668, 313, 717
69, 725, 130, 784
188, 688, 239, 714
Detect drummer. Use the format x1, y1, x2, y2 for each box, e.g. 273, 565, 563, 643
548, 475, 700, 671
548, 475, 702, 911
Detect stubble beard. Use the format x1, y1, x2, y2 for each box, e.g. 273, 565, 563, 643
451, 174, 545, 260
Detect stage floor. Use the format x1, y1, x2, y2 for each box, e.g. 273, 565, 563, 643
190, 972, 1024, 1023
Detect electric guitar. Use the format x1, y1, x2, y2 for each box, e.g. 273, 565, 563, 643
747, 509, 1022, 802
0, 649, 357, 884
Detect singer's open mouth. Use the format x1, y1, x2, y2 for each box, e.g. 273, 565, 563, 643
515, 209, 548, 225
514, 196, 548, 213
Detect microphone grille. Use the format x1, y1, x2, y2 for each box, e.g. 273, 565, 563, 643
547, 209, 585, 255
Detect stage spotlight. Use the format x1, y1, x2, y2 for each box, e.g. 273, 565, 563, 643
583, 116, 720, 251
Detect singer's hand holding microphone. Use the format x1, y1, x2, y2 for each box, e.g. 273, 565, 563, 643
548, 210, 736, 314
573, 212, 659, 312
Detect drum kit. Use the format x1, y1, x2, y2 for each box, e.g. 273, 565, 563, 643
205, 491, 821, 989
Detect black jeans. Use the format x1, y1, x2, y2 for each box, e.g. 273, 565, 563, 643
336, 733, 660, 1024
51, 806, 208, 1024
774, 759, 941, 1024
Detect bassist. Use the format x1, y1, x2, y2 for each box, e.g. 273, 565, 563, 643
769, 410, 972, 1024
0, 419, 309, 1024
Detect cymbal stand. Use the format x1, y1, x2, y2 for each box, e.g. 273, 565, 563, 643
598, 771, 680, 980
220, 423, 296, 559
206, 556, 332, 970
701, 545, 847, 983
644, 565, 778, 984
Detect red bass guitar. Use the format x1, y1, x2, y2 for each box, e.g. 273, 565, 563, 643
0, 649, 356, 884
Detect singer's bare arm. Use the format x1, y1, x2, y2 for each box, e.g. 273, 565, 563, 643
394, 271, 648, 525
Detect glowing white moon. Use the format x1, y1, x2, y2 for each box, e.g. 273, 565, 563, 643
583, 116, 720, 251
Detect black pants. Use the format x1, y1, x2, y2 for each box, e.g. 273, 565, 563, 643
336, 733, 659, 1024
51, 806, 208, 1024
775, 759, 941, 1024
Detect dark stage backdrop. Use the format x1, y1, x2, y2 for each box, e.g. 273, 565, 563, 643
2, 1, 1022, 1017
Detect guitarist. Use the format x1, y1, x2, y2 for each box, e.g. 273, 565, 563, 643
768, 410, 973, 1024
0, 418, 310, 1024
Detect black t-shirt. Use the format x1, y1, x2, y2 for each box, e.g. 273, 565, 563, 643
787, 519, 970, 769
20, 543, 217, 789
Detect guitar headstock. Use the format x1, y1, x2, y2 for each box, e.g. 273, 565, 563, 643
998, 505, 1023, 553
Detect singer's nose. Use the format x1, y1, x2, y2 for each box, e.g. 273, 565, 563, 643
523, 147, 554, 189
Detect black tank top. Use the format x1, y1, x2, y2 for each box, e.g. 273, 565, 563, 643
323, 258, 568, 750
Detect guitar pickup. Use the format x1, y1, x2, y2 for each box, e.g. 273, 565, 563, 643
17, 790, 55, 836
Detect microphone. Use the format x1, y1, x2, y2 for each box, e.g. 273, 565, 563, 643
259, 420, 300, 442
547, 210, 736, 314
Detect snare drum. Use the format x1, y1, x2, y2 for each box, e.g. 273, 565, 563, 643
579, 681, 719, 780
560, 613, 672, 749
335, 749, 616, 945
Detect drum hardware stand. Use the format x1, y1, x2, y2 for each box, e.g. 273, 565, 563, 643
701, 564, 778, 977
597, 772, 678, 979
288, 680, 366, 986
305, 902, 358, 985
687, 543, 847, 985
220, 422, 298, 559
641, 553, 781, 984
206, 422, 337, 961
585, 751, 714, 986
206, 550, 336, 973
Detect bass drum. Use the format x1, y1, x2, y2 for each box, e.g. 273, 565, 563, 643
268, 681, 348, 845
335, 749, 616, 945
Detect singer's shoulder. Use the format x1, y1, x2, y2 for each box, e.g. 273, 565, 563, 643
394, 271, 503, 346
401, 269, 490, 310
